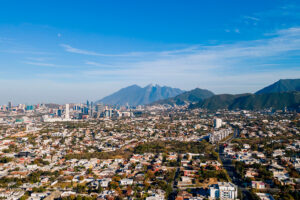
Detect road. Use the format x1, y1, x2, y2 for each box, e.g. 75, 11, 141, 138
168, 167, 180, 200
218, 128, 253, 200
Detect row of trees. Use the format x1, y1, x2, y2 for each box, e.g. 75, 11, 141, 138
133, 140, 213, 154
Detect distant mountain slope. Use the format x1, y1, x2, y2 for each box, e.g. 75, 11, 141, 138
97, 84, 184, 106
153, 88, 214, 105
190, 92, 300, 110
256, 79, 300, 94
190, 93, 250, 110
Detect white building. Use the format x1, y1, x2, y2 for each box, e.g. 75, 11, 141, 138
209, 182, 238, 199
209, 128, 232, 143
120, 178, 133, 186
214, 118, 222, 129
65, 104, 70, 119
100, 178, 111, 187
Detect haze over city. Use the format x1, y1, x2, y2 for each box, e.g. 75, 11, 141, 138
1, 0, 300, 104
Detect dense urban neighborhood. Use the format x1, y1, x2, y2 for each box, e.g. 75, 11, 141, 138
0, 102, 299, 200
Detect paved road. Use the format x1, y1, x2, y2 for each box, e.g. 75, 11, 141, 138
219, 149, 252, 199
168, 167, 180, 200
218, 129, 253, 200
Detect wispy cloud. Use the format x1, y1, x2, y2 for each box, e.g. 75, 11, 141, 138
1, 49, 51, 55
23, 61, 84, 69
85, 61, 114, 68
61, 44, 200, 57
60, 44, 105, 56
60, 44, 145, 57
23, 61, 58, 67
244, 16, 260, 21
26, 57, 52, 62
254, 3, 300, 19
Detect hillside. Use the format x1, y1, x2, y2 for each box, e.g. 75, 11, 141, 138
190, 93, 250, 110
96, 84, 184, 106
256, 79, 300, 94
153, 88, 214, 106
190, 92, 300, 110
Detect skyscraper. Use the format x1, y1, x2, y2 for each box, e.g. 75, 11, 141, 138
213, 118, 222, 129
90, 101, 94, 117
57, 109, 62, 117
8, 102, 12, 110
65, 104, 70, 119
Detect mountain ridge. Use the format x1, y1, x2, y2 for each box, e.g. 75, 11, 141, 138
152, 88, 214, 106
255, 79, 300, 94
190, 91, 300, 110
96, 84, 184, 106
96, 79, 300, 109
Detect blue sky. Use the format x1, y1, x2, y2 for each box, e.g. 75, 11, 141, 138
0, 0, 300, 104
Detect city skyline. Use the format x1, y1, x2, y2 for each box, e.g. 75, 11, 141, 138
1, 0, 300, 104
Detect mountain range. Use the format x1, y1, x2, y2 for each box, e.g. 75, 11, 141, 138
255, 79, 300, 94
190, 92, 300, 110
96, 84, 184, 106
96, 78, 300, 110
189, 79, 300, 110
152, 88, 214, 106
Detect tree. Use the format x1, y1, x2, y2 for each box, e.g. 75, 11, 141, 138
109, 181, 119, 189
97, 184, 103, 193
146, 170, 155, 180
76, 184, 86, 193
86, 168, 92, 174
20, 195, 28, 200
28, 172, 40, 183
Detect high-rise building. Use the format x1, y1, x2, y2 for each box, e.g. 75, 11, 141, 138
57, 109, 62, 117
8, 101, 12, 110
65, 104, 70, 119
96, 104, 104, 112
83, 107, 89, 115
90, 101, 94, 117
26, 105, 34, 111
213, 118, 222, 129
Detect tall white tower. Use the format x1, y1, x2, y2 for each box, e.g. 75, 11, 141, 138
213, 118, 222, 129
65, 104, 70, 119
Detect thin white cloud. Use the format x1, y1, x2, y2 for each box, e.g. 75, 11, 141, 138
61, 44, 200, 57
60, 44, 102, 56
244, 16, 260, 21
159, 46, 199, 55
1, 49, 51, 55
60, 44, 146, 57
23, 61, 84, 69
24, 61, 57, 67
85, 61, 113, 68
26, 57, 52, 62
